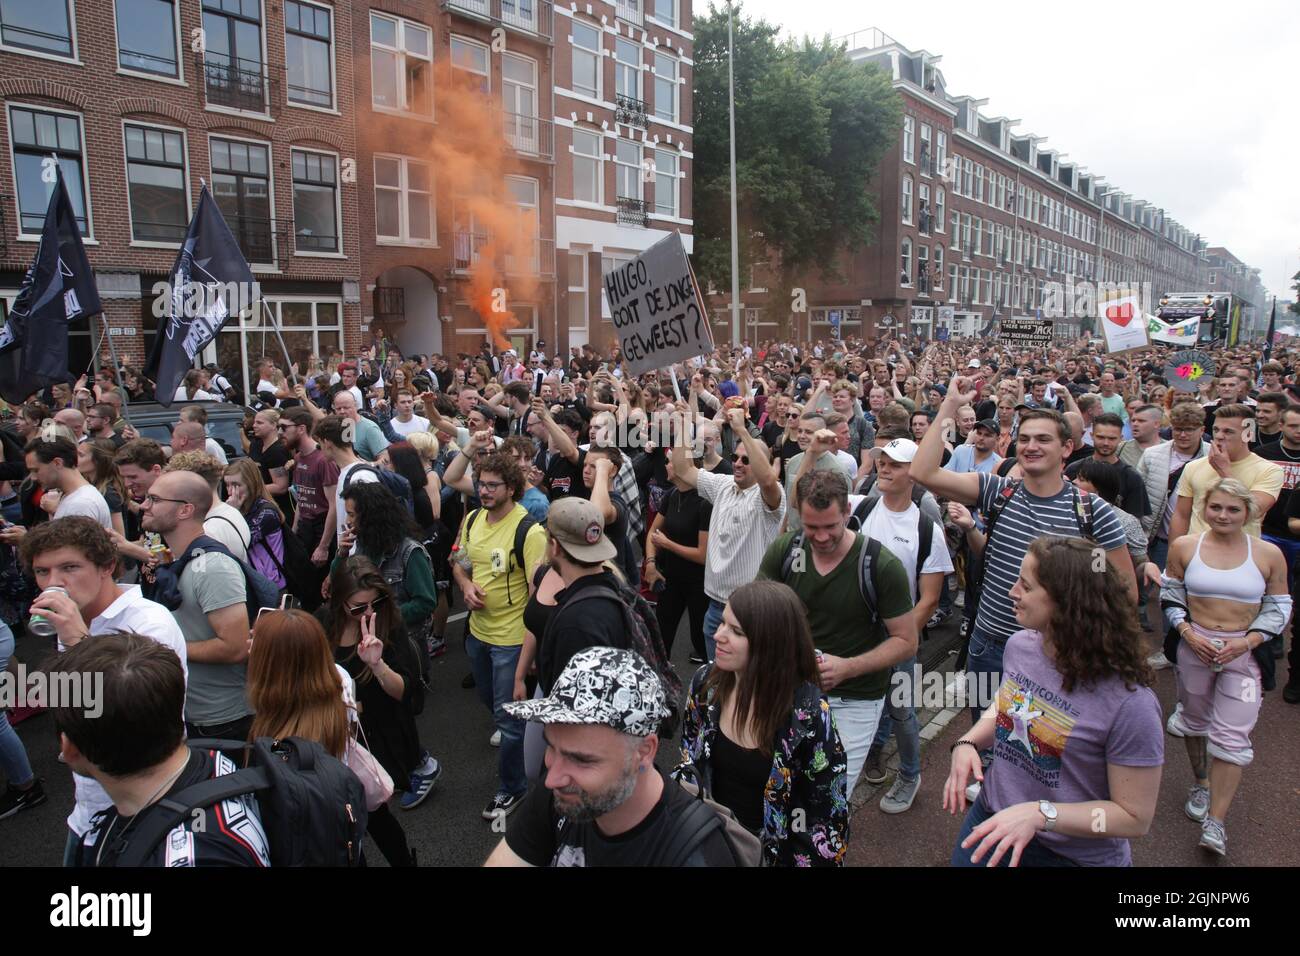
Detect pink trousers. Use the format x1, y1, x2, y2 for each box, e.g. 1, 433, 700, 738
1176, 623, 1261, 767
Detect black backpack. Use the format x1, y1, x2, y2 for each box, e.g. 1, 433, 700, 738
846, 497, 934, 595
378, 538, 434, 715
113, 737, 367, 867
149, 535, 283, 627
462, 507, 537, 576
780, 531, 886, 626
342, 463, 415, 515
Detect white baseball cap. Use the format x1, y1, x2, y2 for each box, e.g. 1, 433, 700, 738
868, 438, 919, 463
967, 359, 982, 369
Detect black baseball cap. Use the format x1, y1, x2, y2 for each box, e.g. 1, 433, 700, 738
974, 418, 1000, 435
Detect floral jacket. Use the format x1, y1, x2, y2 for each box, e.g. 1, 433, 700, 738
677, 664, 849, 867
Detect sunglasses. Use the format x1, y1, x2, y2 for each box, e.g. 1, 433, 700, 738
732, 454, 749, 464
346, 594, 389, 617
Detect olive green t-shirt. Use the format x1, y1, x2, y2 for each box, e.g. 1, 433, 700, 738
758, 531, 914, 700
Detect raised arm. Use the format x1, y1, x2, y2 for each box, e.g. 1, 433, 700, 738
911, 374, 981, 506
532, 397, 579, 463
728, 407, 781, 511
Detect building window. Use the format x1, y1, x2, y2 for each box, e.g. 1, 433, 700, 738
935, 187, 945, 232
285, 0, 332, 108
918, 182, 930, 234
1, 0, 73, 56
374, 154, 433, 244
218, 299, 341, 400
901, 174, 913, 225
291, 149, 337, 253
9, 106, 90, 235
571, 127, 602, 204
649, 0, 675, 28
116, 0, 178, 76
506, 175, 540, 274
654, 149, 678, 217
935, 131, 947, 177
961, 214, 971, 256
124, 123, 187, 242
615, 138, 640, 200
202, 0, 266, 113
571, 19, 601, 99
934, 246, 944, 287
210, 136, 273, 263
450, 36, 489, 94
972, 218, 982, 257
615, 37, 640, 101
600, 251, 635, 317
962, 158, 973, 197
568, 251, 589, 343
370, 12, 431, 115
901, 238, 912, 286
653, 51, 677, 123
917, 245, 929, 294
974, 164, 983, 203
948, 264, 958, 302
902, 116, 914, 164
919, 122, 931, 175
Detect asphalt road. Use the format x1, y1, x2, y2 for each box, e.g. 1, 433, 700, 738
2, 603, 1296, 868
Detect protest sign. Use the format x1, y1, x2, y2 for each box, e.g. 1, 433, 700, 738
1164, 349, 1216, 392
1098, 289, 1150, 353
602, 233, 714, 377
999, 317, 1053, 347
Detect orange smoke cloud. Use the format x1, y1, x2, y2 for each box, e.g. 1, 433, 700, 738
358, 59, 543, 352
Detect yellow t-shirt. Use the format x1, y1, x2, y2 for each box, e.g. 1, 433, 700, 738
456, 504, 548, 646
1177, 454, 1283, 538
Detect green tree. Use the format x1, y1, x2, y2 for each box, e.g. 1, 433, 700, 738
692, 4, 901, 338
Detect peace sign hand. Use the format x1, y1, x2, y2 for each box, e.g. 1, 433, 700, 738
358, 612, 384, 667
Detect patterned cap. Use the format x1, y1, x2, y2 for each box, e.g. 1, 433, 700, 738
504, 646, 668, 737
547, 497, 617, 563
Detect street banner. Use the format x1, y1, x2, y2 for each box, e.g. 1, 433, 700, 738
145, 185, 255, 407
1098, 288, 1149, 353
602, 232, 713, 378
1164, 349, 1216, 392
999, 317, 1053, 347
0, 167, 102, 403
1148, 314, 1199, 345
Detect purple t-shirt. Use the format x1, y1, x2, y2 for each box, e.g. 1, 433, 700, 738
983, 630, 1164, 866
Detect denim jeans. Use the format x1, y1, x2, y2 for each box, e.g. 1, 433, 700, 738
703, 598, 727, 661
1148, 536, 1169, 572
950, 795, 1082, 867
937, 573, 953, 613
873, 657, 921, 780
465, 634, 526, 797
828, 696, 885, 795
0, 622, 35, 788
966, 628, 1006, 725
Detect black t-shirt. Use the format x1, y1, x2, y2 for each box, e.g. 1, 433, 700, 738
78, 749, 271, 867
1065, 457, 1150, 519
251, 439, 295, 517
776, 437, 802, 480
656, 487, 711, 583
538, 571, 630, 693
536, 446, 588, 502
1256, 440, 1300, 539
505, 768, 739, 867
761, 420, 785, 448
709, 730, 772, 835
605, 492, 638, 587
1253, 430, 1281, 452
708, 458, 734, 477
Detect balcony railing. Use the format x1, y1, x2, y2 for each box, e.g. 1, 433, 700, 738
202, 53, 274, 113
132, 219, 190, 244
225, 217, 292, 265
615, 0, 643, 26
504, 112, 554, 161
615, 93, 647, 128
374, 286, 406, 322
442, 0, 553, 42
505, 238, 556, 277
450, 232, 556, 276
617, 196, 649, 227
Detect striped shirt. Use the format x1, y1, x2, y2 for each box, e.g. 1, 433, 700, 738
696, 469, 786, 603
974, 474, 1126, 642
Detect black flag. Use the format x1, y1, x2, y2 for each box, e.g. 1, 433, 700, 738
1263, 298, 1277, 366
0, 167, 102, 403
145, 186, 254, 407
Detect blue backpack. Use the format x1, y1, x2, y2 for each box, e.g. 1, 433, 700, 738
341, 464, 415, 515
151, 535, 283, 626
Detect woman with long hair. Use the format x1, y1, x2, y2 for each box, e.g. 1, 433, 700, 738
249, 607, 416, 866
386, 441, 451, 656
77, 439, 128, 537
994, 397, 1018, 458
1162, 478, 1289, 856
320, 556, 440, 820
944, 537, 1164, 867
224, 458, 288, 591
678, 580, 849, 867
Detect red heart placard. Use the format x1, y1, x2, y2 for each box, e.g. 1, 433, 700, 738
1105, 302, 1134, 326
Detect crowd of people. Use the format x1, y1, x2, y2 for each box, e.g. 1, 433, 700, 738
0, 328, 1295, 868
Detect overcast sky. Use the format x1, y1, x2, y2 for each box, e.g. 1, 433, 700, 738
725, 0, 1300, 301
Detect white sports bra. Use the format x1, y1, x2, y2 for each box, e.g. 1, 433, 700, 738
1184, 533, 1267, 604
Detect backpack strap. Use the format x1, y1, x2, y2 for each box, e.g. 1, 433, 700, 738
649, 793, 729, 867
114, 765, 269, 868
848, 496, 874, 532
916, 513, 934, 589
982, 478, 1023, 547
511, 514, 537, 573
206, 512, 251, 552
779, 532, 806, 580
462, 508, 483, 548
858, 535, 881, 624
1073, 487, 1096, 540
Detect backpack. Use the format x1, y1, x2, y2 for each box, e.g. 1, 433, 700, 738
665, 769, 763, 867
151, 535, 283, 626
551, 582, 683, 740
113, 737, 367, 867
463, 507, 537, 578
342, 463, 415, 515
780, 532, 886, 626
848, 497, 935, 595
378, 538, 434, 715
965, 479, 1095, 623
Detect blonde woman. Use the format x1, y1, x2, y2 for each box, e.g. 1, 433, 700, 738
225, 457, 288, 591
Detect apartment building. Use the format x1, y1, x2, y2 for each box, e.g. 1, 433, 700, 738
1206, 246, 1265, 331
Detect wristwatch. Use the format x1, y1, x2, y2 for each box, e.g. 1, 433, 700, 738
1038, 799, 1058, 832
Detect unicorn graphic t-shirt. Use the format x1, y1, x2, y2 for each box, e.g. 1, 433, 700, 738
982, 629, 1164, 866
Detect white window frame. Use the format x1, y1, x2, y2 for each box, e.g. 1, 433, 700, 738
974, 163, 984, 203
570, 18, 602, 101
370, 12, 433, 118
653, 148, 678, 217
569, 126, 603, 205
935, 187, 945, 232
901, 174, 913, 225
902, 115, 915, 164
505, 174, 541, 274
647, 0, 676, 29
615, 138, 641, 201
934, 246, 944, 288
615, 36, 641, 102
290, 146, 342, 256
113, 0, 182, 83
653, 51, 678, 124
283, 0, 337, 112
451, 34, 490, 92
201, 0, 271, 118
214, 296, 343, 400
373, 153, 436, 247
8, 102, 95, 240
0, 0, 79, 63
121, 119, 191, 248
919, 122, 931, 175
900, 237, 912, 287
935, 132, 947, 177
567, 248, 589, 344
600, 251, 635, 317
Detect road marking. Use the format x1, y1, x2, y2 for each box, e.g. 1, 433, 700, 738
449, 611, 468, 623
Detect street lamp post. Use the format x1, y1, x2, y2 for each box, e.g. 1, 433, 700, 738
727, 0, 741, 347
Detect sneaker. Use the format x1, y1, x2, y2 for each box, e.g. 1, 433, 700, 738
489, 730, 501, 748
1283, 679, 1300, 705
862, 748, 887, 785
880, 774, 921, 814
1147, 651, 1173, 671
427, 636, 447, 658
1184, 784, 1210, 822
953, 590, 966, 608
1166, 702, 1187, 738
926, 608, 951, 629
399, 758, 442, 810
964, 780, 982, 804
461, 672, 476, 690
481, 791, 523, 821
1198, 818, 1227, 856
0, 779, 46, 821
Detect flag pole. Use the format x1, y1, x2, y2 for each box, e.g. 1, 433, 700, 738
260, 299, 299, 388
102, 319, 134, 429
